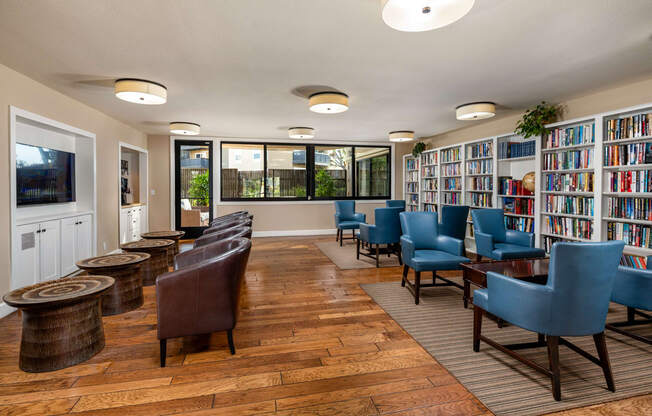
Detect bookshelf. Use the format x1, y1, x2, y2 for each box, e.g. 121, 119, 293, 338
420, 149, 438, 213
403, 154, 420, 212
439, 144, 464, 208
464, 138, 495, 242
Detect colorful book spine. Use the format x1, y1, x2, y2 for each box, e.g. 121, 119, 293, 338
543, 172, 593, 192
422, 178, 437, 191
440, 148, 461, 163
498, 177, 533, 196
605, 197, 652, 221
406, 158, 418, 171
505, 216, 534, 232
422, 152, 438, 165
466, 160, 492, 174
544, 216, 592, 239
620, 254, 648, 269
442, 163, 461, 176
607, 222, 652, 248
498, 140, 535, 159
546, 123, 595, 149
469, 193, 491, 208
543, 149, 593, 170
502, 198, 534, 216
423, 191, 437, 204
543, 195, 594, 216
443, 178, 461, 190
467, 142, 493, 159
422, 166, 438, 178
442, 192, 461, 205
604, 143, 652, 166
606, 113, 651, 140
606, 170, 652, 192
469, 176, 492, 191
406, 182, 418, 193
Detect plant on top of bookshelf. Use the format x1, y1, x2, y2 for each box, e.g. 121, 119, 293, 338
412, 142, 426, 158
515, 101, 562, 138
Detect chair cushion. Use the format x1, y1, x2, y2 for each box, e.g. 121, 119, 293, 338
492, 243, 546, 260
473, 288, 488, 310
338, 221, 363, 230
411, 249, 470, 272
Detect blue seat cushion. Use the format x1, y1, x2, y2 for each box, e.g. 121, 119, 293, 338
411, 250, 470, 272
338, 221, 363, 230
493, 243, 546, 260
473, 288, 488, 310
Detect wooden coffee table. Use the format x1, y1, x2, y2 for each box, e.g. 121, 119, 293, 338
121, 239, 174, 286
461, 258, 549, 309
140, 231, 185, 266
76, 253, 149, 315
3, 275, 115, 372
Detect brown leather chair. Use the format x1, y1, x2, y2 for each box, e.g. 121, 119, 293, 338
210, 213, 253, 227
194, 226, 252, 248
156, 237, 251, 367
203, 218, 253, 235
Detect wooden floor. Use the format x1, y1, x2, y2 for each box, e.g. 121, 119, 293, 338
0, 236, 649, 415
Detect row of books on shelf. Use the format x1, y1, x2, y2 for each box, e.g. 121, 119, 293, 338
545, 123, 594, 149
440, 148, 461, 163
423, 178, 437, 191
423, 204, 437, 213
407, 205, 419, 212
620, 254, 647, 269
542, 236, 565, 253
543, 195, 594, 216
469, 193, 491, 207
405, 158, 418, 171
467, 142, 493, 159
505, 216, 534, 233
406, 171, 418, 182
498, 177, 533, 196
442, 192, 461, 205
406, 182, 418, 193
422, 166, 437, 177
423, 190, 437, 204
543, 172, 593, 193
503, 198, 534, 216
603, 143, 652, 166
606, 113, 651, 141
498, 140, 535, 159
469, 176, 492, 191
407, 194, 418, 205
606, 170, 652, 193
442, 163, 461, 176
605, 197, 652, 221
466, 160, 492, 175
542, 149, 593, 170
422, 151, 438, 165
544, 216, 593, 240
443, 178, 461, 190
607, 222, 652, 249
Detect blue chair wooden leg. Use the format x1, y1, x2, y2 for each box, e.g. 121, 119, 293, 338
547, 336, 561, 401
375, 244, 380, 268
401, 265, 408, 287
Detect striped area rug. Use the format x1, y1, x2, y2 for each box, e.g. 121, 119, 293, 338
361, 276, 652, 415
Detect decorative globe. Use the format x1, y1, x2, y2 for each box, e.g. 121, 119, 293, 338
522, 171, 535, 193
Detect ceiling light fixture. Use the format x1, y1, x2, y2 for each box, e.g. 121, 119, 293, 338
169, 122, 200, 135
288, 127, 315, 139
381, 0, 475, 32
114, 78, 167, 105
388, 130, 415, 142
309, 92, 349, 114
456, 102, 496, 120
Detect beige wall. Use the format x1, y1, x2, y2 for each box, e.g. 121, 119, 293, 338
147, 135, 171, 231
0, 63, 147, 295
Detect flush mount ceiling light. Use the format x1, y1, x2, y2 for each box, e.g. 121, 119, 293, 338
381, 0, 475, 32
288, 127, 315, 139
308, 92, 349, 114
388, 130, 415, 142
456, 102, 496, 120
114, 78, 167, 105
169, 122, 200, 135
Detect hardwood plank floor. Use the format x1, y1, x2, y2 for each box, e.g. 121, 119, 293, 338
0, 236, 648, 415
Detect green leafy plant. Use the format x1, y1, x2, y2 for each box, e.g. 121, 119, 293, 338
315, 169, 336, 197
412, 142, 426, 158
515, 101, 562, 138
188, 172, 210, 206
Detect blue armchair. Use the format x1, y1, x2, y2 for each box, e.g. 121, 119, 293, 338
439, 205, 469, 241
472, 241, 624, 401
399, 211, 470, 304
385, 200, 406, 210
472, 208, 545, 260
606, 255, 652, 345
357, 207, 403, 267
334, 201, 366, 247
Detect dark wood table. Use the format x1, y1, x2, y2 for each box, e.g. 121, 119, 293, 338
461, 258, 549, 309
3, 275, 115, 372
76, 253, 149, 315
121, 239, 174, 286
140, 231, 185, 266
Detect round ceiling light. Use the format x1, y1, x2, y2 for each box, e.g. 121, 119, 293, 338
309, 92, 349, 114
114, 78, 167, 105
388, 130, 415, 142
455, 102, 496, 120
381, 0, 475, 32
288, 127, 315, 139
169, 122, 200, 135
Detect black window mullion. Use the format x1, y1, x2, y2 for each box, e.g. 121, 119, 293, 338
351, 147, 356, 199
263, 144, 268, 198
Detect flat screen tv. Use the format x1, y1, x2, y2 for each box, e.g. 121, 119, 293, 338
16, 143, 76, 206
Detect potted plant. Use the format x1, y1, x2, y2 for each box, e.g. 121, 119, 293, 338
515, 101, 562, 138
412, 141, 426, 158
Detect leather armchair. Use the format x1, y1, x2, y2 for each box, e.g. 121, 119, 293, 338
203, 218, 253, 235
194, 226, 252, 248
399, 211, 470, 304
438, 205, 469, 241
334, 201, 366, 246
385, 200, 406, 210
472, 208, 544, 260
472, 241, 624, 400
210, 213, 253, 227
156, 237, 252, 367
606, 255, 652, 344
357, 207, 403, 267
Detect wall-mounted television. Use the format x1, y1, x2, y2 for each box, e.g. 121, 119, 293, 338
16, 143, 76, 206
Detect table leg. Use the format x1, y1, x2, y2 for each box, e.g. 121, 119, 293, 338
463, 271, 470, 309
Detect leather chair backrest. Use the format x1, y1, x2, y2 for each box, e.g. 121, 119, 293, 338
439, 205, 469, 240
399, 211, 438, 250
374, 207, 403, 242
471, 208, 506, 243
547, 241, 624, 335
204, 218, 253, 235
334, 200, 355, 221
211, 213, 253, 226
385, 200, 406, 211
194, 226, 252, 248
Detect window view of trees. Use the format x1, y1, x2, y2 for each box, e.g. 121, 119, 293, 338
221, 144, 264, 198
355, 147, 390, 197
314, 146, 352, 198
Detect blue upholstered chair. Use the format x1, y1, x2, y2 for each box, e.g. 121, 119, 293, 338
357, 207, 403, 267
473, 241, 625, 401
399, 211, 471, 304
334, 201, 366, 246
439, 205, 469, 241
472, 208, 545, 260
606, 255, 652, 345
385, 200, 406, 210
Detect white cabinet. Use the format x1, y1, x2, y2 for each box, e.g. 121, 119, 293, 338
76, 215, 93, 262
13, 223, 40, 289
14, 220, 62, 286
120, 205, 147, 243
61, 214, 93, 276
38, 220, 61, 281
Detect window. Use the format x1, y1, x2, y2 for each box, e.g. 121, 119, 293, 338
220, 142, 391, 201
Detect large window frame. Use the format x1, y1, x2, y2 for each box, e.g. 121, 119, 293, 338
220, 141, 392, 202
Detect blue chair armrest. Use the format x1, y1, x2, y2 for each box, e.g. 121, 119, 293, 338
435, 235, 465, 256
474, 231, 494, 258
505, 229, 534, 248
353, 212, 366, 223
612, 265, 652, 310
400, 236, 415, 263
486, 271, 553, 333
334, 213, 342, 227
359, 223, 376, 242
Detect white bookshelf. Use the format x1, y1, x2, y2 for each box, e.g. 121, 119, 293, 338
464, 138, 496, 242
439, 144, 463, 209
420, 149, 438, 213
403, 154, 420, 212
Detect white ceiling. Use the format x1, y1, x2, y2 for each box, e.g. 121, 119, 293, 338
0, 0, 651, 141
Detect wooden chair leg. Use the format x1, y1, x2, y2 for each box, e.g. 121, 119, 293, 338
432, 271, 437, 285
401, 264, 408, 287
375, 244, 380, 268
340, 229, 343, 247
414, 271, 421, 304
473, 306, 483, 352
397, 245, 403, 265
627, 306, 635, 323
356, 238, 360, 259
160, 339, 167, 367
336, 228, 339, 242
227, 329, 236, 355
593, 332, 615, 392
547, 335, 561, 401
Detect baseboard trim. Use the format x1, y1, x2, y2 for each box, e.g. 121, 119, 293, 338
253, 229, 337, 238
0, 302, 16, 319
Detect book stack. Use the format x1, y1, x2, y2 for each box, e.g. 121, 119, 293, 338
606, 113, 651, 140
442, 192, 461, 205
442, 164, 461, 176
498, 140, 535, 159
467, 142, 493, 159
498, 177, 533, 196
406, 170, 418, 182
467, 160, 492, 174
469, 193, 491, 208
406, 158, 418, 171
604, 143, 652, 166
544, 216, 592, 239
440, 148, 460, 163
443, 178, 461, 190
422, 166, 437, 178
470, 176, 492, 191
543, 172, 593, 192
543, 149, 594, 170
606, 170, 652, 192
503, 198, 534, 216
607, 222, 652, 248
620, 254, 648, 269
544, 195, 594, 216
422, 151, 438, 165
546, 123, 595, 148
542, 235, 565, 253
406, 182, 418, 193
606, 197, 652, 221
505, 216, 534, 233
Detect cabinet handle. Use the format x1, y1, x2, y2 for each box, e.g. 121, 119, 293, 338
36, 230, 41, 233
42, 229, 46, 233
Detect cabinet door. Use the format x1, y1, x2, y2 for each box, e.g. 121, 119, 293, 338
132, 208, 142, 240
119, 209, 129, 244
14, 223, 39, 288
140, 207, 148, 234
60, 217, 78, 276
76, 215, 93, 262
39, 220, 61, 282
126, 210, 134, 242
